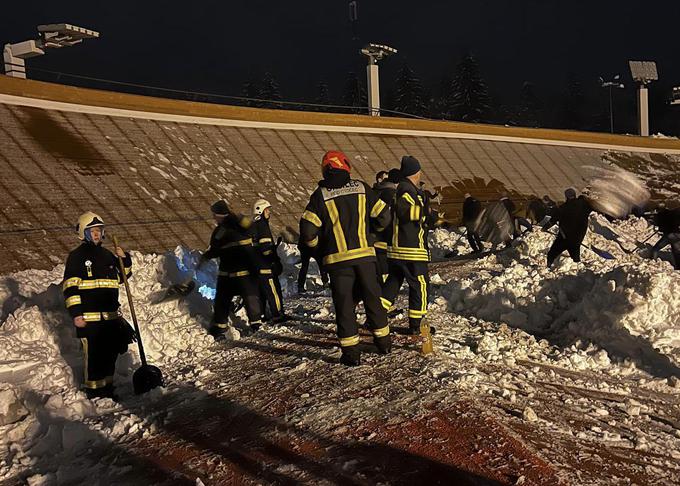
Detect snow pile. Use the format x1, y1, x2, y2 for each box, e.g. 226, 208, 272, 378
0, 250, 220, 483
439, 216, 680, 376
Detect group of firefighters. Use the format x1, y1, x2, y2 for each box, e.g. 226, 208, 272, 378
62, 150, 680, 399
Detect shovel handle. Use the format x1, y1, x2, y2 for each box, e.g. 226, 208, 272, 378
112, 236, 147, 366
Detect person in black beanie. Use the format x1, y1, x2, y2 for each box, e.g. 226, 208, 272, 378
381, 155, 439, 335
199, 200, 264, 338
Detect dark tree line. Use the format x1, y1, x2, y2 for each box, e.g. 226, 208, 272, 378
237, 57, 679, 135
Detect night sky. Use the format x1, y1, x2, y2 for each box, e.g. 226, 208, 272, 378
3, 1, 680, 128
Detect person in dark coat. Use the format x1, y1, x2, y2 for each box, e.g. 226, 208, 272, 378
462, 193, 483, 252
546, 188, 592, 267
372, 168, 400, 282
501, 192, 532, 236
651, 205, 680, 269
63, 212, 135, 399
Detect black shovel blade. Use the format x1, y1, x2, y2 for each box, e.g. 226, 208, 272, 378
133, 364, 164, 395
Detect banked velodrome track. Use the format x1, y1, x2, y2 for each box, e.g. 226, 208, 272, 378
1, 76, 680, 274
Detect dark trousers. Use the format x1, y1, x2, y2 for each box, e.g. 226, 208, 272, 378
375, 247, 389, 282
212, 275, 262, 334
465, 223, 483, 252
298, 247, 328, 290
78, 320, 121, 393
328, 262, 389, 357
547, 234, 581, 266
259, 272, 283, 319
381, 260, 429, 329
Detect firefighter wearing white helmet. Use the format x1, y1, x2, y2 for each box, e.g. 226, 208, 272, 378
62, 211, 136, 400
251, 199, 286, 322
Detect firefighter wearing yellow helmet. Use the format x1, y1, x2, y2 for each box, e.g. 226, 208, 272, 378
251, 199, 286, 323
62, 211, 135, 400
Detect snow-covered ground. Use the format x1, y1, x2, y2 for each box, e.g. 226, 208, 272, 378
1, 215, 679, 485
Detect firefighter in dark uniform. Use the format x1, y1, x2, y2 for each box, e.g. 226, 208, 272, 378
300, 150, 392, 366
251, 198, 286, 322
372, 168, 400, 282
381, 156, 440, 335
199, 200, 263, 338
62, 212, 135, 399
462, 192, 483, 253
546, 188, 593, 266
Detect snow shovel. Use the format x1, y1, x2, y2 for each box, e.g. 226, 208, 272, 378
548, 230, 615, 260
112, 236, 164, 394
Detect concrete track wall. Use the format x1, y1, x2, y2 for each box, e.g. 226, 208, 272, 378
1, 76, 679, 274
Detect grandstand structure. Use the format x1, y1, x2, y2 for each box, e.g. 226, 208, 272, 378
1, 75, 680, 274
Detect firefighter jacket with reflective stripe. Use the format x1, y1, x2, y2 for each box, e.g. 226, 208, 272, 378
203, 214, 262, 276
373, 181, 397, 250
300, 178, 391, 269
62, 242, 132, 320
388, 179, 437, 262
250, 217, 278, 267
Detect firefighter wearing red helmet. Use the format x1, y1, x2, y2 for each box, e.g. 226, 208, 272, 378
299, 150, 392, 366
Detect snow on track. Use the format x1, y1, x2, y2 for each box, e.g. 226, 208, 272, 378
0, 215, 679, 484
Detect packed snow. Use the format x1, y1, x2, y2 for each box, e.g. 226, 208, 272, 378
1, 214, 679, 484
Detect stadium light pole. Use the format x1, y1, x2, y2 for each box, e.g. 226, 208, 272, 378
3, 23, 99, 79
599, 75, 625, 134
361, 43, 397, 116
629, 61, 658, 137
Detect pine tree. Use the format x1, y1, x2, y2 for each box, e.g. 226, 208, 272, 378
241, 77, 259, 107
342, 72, 367, 115
447, 55, 492, 123
392, 64, 428, 117
516, 82, 543, 128
559, 76, 586, 130
259, 72, 282, 109
315, 81, 331, 111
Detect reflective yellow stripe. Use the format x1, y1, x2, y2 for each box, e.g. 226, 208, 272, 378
419, 274, 428, 316
65, 295, 81, 308
374, 241, 388, 250
306, 236, 319, 248
382, 274, 388, 283
81, 337, 114, 389
402, 193, 416, 206
260, 269, 273, 275
358, 193, 367, 248
63, 277, 82, 291
263, 250, 273, 255
325, 199, 347, 254
214, 322, 229, 329
409, 309, 428, 318
81, 338, 88, 387
302, 210, 322, 227
370, 199, 387, 218
372, 325, 390, 338
258, 238, 273, 244
418, 224, 425, 249
410, 205, 419, 221
339, 335, 360, 347
78, 279, 120, 290
380, 297, 392, 310
219, 270, 250, 277
82, 312, 119, 322
220, 239, 253, 249
324, 246, 376, 265
387, 246, 429, 261
269, 279, 282, 312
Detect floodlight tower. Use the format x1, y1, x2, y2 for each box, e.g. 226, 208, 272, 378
629, 61, 658, 136
599, 75, 625, 134
361, 43, 397, 116
3, 23, 99, 79
671, 86, 680, 106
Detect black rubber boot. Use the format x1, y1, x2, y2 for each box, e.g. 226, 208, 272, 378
374, 335, 392, 355
340, 346, 361, 366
